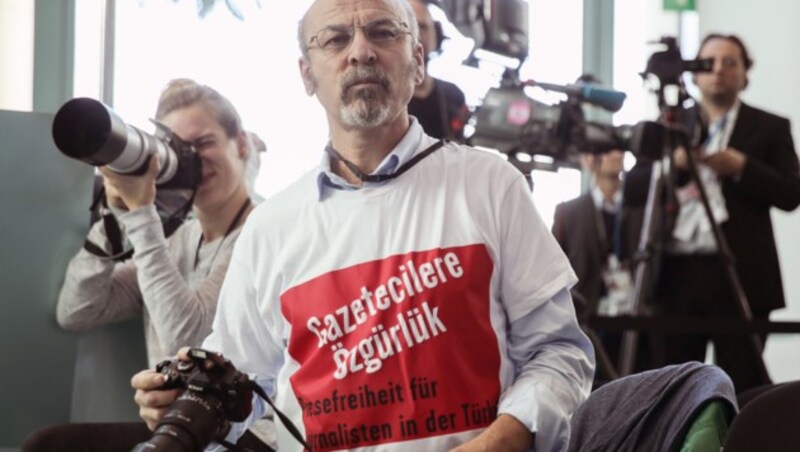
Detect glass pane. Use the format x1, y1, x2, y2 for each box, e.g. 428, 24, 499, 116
73, 0, 105, 100
110, 0, 323, 199
0, 0, 34, 111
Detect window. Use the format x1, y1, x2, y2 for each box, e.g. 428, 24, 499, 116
0, 0, 34, 111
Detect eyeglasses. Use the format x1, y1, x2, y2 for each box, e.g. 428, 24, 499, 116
307, 18, 411, 53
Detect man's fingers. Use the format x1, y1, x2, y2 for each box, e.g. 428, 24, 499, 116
139, 406, 168, 431
134, 386, 182, 409
131, 369, 166, 390
177, 346, 192, 361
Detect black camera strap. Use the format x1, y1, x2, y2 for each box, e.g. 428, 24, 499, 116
248, 382, 310, 451
325, 139, 445, 183
83, 185, 196, 262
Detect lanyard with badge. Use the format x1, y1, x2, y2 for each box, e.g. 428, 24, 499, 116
672, 110, 732, 243
594, 189, 634, 316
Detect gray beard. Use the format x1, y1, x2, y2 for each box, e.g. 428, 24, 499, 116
340, 87, 391, 128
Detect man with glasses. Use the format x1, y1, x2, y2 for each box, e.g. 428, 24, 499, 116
133, 1, 594, 450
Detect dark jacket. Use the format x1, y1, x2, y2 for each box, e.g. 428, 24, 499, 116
720, 103, 800, 311
625, 102, 800, 312
552, 193, 643, 313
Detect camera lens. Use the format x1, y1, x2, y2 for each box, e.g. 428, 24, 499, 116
51, 98, 202, 189
132, 391, 225, 452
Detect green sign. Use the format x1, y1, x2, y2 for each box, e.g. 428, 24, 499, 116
664, 0, 696, 11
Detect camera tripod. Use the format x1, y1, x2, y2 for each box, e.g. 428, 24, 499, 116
616, 99, 770, 383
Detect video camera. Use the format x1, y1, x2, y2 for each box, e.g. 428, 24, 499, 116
52, 98, 202, 190
132, 349, 255, 452
467, 68, 660, 172
643, 36, 714, 89
465, 35, 715, 171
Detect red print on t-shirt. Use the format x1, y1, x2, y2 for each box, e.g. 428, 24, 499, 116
280, 244, 501, 450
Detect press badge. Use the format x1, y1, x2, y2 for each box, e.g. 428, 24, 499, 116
598, 255, 633, 316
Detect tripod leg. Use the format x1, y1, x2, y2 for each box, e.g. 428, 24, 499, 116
619, 159, 667, 376
681, 137, 771, 385
583, 327, 619, 382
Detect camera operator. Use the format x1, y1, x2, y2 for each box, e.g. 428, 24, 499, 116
133, 0, 594, 450
23, 79, 273, 451
406, 0, 470, 141
642, 34, 800, 393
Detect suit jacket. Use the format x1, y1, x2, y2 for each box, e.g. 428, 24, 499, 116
720, 103, 800, 311
626, 103, 800, 312
552, 193, 644, 313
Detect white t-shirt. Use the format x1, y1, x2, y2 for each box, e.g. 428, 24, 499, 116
205, 123, 593, 451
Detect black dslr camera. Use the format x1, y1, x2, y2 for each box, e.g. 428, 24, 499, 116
132, 348, 254, 452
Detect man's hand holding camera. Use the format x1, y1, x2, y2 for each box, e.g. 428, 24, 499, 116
131, 346, 189, 431
100, 156, 160, 211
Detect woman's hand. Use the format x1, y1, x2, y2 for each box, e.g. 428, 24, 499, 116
100, 156, 160, 211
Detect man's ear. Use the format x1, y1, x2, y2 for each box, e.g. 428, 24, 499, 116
413, 42, 425, 86
299, 57, 317, 96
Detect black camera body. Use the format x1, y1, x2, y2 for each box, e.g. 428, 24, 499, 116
645, 36, 713, 86
132, 348, 254, 452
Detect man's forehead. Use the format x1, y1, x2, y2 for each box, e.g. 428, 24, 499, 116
306, 0, 403, 28
700, 39, 741, 57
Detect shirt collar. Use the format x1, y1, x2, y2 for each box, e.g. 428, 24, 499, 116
591, 184, 622, 213
704, 100, 741, 153
316, 117, 425, 200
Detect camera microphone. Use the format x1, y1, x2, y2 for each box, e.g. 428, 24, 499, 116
525, 80, 627, 113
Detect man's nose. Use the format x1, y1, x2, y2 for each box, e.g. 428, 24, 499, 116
347, 29, 377, 65
712, 58, 725, 74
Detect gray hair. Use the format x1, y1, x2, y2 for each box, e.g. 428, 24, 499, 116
298, 0, 420, 59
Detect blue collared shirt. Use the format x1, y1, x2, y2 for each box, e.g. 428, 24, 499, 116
315, 117, 425, 200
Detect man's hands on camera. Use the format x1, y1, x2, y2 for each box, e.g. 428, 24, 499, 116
100, 156, 160, 211
131, 346, 191, 431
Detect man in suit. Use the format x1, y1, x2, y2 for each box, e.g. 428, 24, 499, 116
553, 151, 637, 316
553, 151, 646, 382
652, 33, 800, 393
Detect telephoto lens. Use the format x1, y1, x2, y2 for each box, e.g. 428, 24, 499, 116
51, 97, 201, 190
131, 390, 228, 452
131, 349, 255, 452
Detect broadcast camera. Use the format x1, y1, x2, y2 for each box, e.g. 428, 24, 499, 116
52, 98, 202, 190
434, 0, 715, 171
132, 348, 254, 452
467, 68, 657, 172
435, 0, 648, 170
